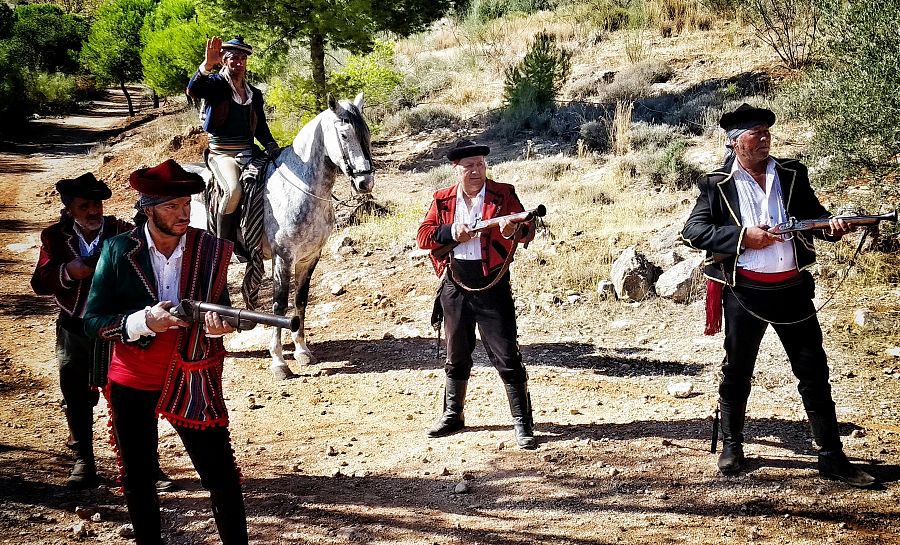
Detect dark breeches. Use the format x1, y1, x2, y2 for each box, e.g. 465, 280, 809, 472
720, 274, 833, 413
439, 260, 527, 384
108, 383, 247, 545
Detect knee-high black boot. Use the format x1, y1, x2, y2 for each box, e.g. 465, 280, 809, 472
717, 399, 746, 475
210, 485, 248, 545
427, 379, 466, 437
504, 382, 536, 449
807, 408, 876, 488
65, 404, 97, 489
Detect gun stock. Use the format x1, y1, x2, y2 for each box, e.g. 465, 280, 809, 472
769, 211, 897, 235
170, 299, 300, 332
431, 204, 546, 260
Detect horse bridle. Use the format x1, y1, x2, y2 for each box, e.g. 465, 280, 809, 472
333, 108, 374, 181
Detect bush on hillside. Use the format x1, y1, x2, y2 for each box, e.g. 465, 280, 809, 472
380, 104, 462, 137
785, 0, 900, 187
579, 120, 611, 153
7, 4, 88, 73
624, 137, 702, 190
599, 60, 672, 103
502, 31, 572, 129
743, 0, 822, 69
465, 0, 554, 22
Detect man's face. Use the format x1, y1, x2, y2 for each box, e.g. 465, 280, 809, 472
734, 124, 771, 164
223, 51, 247, 79
67, 197, 103, 233
454, 156, 487, 189
147, 197, 192, 238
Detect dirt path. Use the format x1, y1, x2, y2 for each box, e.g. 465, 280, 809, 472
1, 96, 900, 545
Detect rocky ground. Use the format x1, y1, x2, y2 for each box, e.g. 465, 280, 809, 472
1, 91, 899, 545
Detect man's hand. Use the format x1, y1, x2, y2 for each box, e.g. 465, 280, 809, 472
499, 218, 520, 238
742, 224, 783, 250
826, 216, 855, 238
204, 311, 235, 336
146, 301, 190, 333
265, 141, 281, 160
454, 223, 477, 243
203, 36, 223, 72
64, 258, 94, 280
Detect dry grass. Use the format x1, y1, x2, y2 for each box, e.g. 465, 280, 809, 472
612, 101, 633, 156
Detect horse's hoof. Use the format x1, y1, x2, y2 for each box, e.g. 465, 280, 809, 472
294, 352, 317, 366
271, 365, 295, 380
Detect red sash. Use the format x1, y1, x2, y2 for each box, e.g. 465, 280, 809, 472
736, 268, 799, 283
108, 330, 179, 390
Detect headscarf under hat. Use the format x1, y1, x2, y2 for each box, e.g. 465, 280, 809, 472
720, 103, 776, 164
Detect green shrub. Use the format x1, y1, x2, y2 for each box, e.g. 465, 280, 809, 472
380, 104, 461, 136
9, 4, 88, 73
795, 1, 899, 186
599, 60, 671, 103
502, 31, 572, 127
267, 40, 405, 133
24, 70, 77, 113
625, 136, 702, 189
579, 120, 611, 152
466, 0, 554, 22
629, 121, 682, 149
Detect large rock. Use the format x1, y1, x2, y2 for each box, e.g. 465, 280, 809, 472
610, 247, 660, 302
655, 256, 704, 303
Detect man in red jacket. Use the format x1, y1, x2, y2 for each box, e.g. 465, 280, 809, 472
417, 139, 538, 449
31, 173, 132, 488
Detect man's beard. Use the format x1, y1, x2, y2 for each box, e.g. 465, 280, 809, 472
74, 217, 102, 232
148, 208, 186, 237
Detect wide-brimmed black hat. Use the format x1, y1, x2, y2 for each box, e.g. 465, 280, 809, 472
56, 173, 112, 201
222, 36, 252, 55
447, 139, 490, 162
719, 103, 776, 131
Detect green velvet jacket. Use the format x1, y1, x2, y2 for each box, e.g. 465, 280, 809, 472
84, 225, 232, 351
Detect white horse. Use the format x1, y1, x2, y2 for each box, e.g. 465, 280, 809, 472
189, 94, 374, 379
263, 93, 374, 379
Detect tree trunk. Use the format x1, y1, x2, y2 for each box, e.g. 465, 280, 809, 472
120, 80, 134, 117
151, 88, 159, 109
309, 29, 327, 112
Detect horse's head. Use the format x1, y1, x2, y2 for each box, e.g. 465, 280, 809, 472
323, 93, 374, 194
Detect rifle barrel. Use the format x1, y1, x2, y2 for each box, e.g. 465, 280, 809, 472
188, 301, 300, 331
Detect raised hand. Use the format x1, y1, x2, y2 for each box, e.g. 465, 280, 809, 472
203, 36, 223, 72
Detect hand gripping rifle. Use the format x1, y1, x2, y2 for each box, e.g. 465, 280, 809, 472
170, 299, 300, 332
768, 211, 897, 235
431, 204, 547, 260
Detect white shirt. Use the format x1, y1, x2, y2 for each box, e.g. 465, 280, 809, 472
733, 158, 797, 273
450, 184, 486, 260
124, 225, 186, 341
73, 218, 104, 258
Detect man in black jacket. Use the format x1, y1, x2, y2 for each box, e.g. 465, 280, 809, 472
681, 103, 876, 488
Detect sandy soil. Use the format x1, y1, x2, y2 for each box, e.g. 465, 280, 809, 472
1, 90, 899, 545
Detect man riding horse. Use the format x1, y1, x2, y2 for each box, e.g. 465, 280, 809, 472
186, 36, 280, 256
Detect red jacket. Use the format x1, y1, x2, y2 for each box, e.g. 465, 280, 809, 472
417, 179, 535, 277
31, 216, 132, 318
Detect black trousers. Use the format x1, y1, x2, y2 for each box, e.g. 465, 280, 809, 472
721, 272, 839, 448
108, 382, 247, 545
440, 260, 527, 384
56, 315, 99, 459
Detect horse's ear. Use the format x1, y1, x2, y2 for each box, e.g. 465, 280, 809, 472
327, 94, 338, 112
353, 92, 365, 112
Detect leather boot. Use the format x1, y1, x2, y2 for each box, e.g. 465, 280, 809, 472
808, 408, 877, 488
210, 485, 249, 545
65, 404, 98, 489
427, 379, 466, 437
504, 382, 537, 449
216, 212, 249, 262
717, 399, 746, 475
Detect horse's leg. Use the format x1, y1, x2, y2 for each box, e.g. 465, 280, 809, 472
269, 254, 295, 380
291, 256, 320, 366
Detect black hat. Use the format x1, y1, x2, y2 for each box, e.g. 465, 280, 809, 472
447, 139, 490, 162
56, 173, 112, 201
719, 103, 776, 131
222, 36, 252, 55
